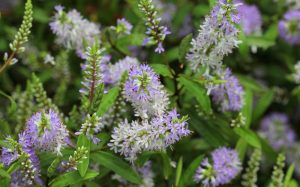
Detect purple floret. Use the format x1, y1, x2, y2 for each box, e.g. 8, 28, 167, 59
259, 113, 296, 150
278, 10, 300, 45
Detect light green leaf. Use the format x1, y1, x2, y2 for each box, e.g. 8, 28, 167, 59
0, 169, 10, 179
91, 151, 142, 184
235, 138, 248, 162
77, 135, 91, 177
234, 128, 261, 149
150, 64, 173, 78
96, 87, 120, 116
288, 180, 299, 187
50, 170, 98, 187
283, 163, 295, 187
175, 157, 183, 186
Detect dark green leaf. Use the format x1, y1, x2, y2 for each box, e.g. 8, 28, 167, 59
160, 152, 172, 180
50, 170, 99, 187
178, 34, 192, 63
179, 155, 204, 187
253, 90, 274, 122
0, 90, 17, 114
47, 157, 62, 177
91, 151, 142, 184
178, 76, 212, 114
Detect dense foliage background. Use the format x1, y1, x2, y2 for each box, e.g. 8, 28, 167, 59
1, 0, 300, 186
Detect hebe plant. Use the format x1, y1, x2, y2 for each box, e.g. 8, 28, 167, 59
0, 0, 300, 186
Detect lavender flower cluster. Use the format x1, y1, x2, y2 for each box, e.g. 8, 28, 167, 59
194, 147, 241, 187
49, 5, 101, 58
109, 64, 190, 162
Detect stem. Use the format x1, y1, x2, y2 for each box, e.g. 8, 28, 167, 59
0, 51, 16, 74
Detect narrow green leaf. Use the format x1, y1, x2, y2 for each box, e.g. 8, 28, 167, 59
179, 155, 204, 187
178, 76, 212, 114
150, 64, 173, 78
178, 34, 192, 63
241, 88, 253, 128
253, 90, 274, 122
283, 163, 295, 187
91, 151, 142, 184
234, 128, 261, 149
235, 138, 248, 162
0, 90, 17, 114
96, 87, 119, 116
77, 135, 91, 177
50, 170, 98, 187
7, 161, 20, 174
0, 169, 10, 179
161, 152, 172, 180
47, 157, 62, 177
175, 157, 183, 186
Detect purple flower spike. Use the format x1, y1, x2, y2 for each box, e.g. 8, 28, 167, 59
211, 68, 244, 112
124, 64, 169, 118
25, 110, 69, 154
194, 147, 241, 187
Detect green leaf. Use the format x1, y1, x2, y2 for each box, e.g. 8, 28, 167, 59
178, 76, 212, 114
47, 157, 62, 177
234, 128, 261, 149
150, 64, 173, 78
209, 0, 217, 7
283, 163, 295, 187
96, 87, 120, 116
77, 135, 91, 177
175, 157, 183, 186
235, 138, 248, 162
241, 88, 253, 128
0, 140, 13, 150
33, 8, 49, 23
50, 170, 99, 187
91, 151, 142, 184
7, 161, 20, 174
161, 152, 172, 180
288, 180, 299, 187
178, 34, 192, 63
253, 90, 274, 122
179, 155, 204, 187
245, 36, 275, 50
0, 169, 10, 179
0, 90, 17, 114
